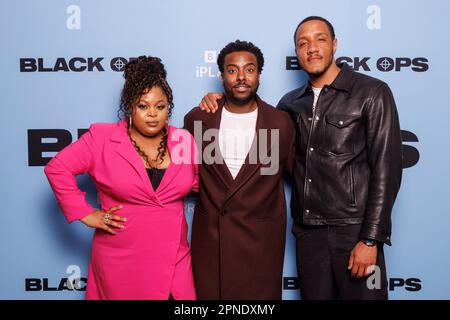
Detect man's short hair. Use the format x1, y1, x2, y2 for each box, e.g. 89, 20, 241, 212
217, 40, 264, 73
293, 16, 336, 44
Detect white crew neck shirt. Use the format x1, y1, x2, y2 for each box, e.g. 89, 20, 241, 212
312, 86, 322, 113
218, 106, 258, 179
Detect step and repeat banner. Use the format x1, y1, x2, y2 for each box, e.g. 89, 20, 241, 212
1, 0, 449, 299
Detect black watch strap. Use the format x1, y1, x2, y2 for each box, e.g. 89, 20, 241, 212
360, 238, 377, 247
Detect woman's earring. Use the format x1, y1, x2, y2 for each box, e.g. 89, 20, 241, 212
128, 116, 132, 128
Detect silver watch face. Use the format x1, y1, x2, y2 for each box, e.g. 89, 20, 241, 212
362, 239, 376, 246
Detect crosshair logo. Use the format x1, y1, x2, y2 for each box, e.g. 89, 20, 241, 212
377, 57, 394, 72
110, 57, 127, 72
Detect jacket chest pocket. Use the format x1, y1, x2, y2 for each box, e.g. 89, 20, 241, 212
320, 114, 361, 156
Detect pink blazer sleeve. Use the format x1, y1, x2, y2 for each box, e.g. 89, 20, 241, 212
44, 125, 98, 223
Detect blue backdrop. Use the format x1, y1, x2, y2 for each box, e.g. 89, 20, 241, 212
1, 0, 449, 299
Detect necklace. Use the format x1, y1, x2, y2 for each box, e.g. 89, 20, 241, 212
128, 130, 166, 169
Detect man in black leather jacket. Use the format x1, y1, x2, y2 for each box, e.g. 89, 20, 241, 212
277, 16, 402, 299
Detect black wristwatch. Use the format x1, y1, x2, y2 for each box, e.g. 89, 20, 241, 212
360, 238, 377, 247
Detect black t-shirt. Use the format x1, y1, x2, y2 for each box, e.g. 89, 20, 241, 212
146, 168, 166, 191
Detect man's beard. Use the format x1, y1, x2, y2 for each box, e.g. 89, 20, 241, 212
303, 56, 333, 79
224, 84, 259, 106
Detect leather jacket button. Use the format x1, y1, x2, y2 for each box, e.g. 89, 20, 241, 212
310, 147, 314, 152
315, 116, 320, 121
308, 178, 312, 183
308, 117, 312, 121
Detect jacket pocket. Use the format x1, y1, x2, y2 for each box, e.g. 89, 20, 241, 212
321, 114, 361, 156
325, 115, 360, 128
349, 164, 356, 205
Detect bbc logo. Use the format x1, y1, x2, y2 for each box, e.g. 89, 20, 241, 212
204, 50, 217, 63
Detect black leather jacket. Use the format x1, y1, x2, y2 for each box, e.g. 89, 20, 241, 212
277, 63, 402, 245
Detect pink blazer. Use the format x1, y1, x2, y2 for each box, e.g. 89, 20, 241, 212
45, 120, 199, 299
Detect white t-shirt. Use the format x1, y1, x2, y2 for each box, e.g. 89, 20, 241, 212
312, 86, 322, 113
218, 106, 258, 179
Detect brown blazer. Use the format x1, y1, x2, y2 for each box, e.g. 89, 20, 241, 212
184, 97, 295, 299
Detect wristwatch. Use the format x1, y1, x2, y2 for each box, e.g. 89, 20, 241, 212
360, 238, 377, 247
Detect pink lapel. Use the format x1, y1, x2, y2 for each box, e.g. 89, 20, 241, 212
111, 121, 158, 201
156, 125, 184, 194
110, 121, 184, 202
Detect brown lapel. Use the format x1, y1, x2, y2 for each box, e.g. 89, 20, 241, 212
221, 96, 275, 207
199, 98, 234, 189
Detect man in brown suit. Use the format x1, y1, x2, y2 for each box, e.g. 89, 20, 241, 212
184, 40, 295, 299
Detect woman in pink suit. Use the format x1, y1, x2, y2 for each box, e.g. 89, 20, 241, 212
45, 56, 198, 300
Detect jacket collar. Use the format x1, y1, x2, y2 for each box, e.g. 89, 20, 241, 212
110, 120, 183, 203
222, 96, 277, 206
295, 62, 354, 100
110, 119, 178, 148
196, 96, 278, 206
329, 62, 354, 92
201, 95, 271, 129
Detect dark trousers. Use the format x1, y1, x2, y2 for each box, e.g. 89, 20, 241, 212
293, 223, 388, 300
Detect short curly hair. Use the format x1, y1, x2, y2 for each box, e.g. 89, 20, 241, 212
217, 40, 264, 74
118, 55, 174, 120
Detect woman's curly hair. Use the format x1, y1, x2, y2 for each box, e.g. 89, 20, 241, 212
118, 55, 174, 119
118, 56, 174, 168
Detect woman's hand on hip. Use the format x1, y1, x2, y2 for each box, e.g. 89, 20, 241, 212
80, 205, 127, 235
